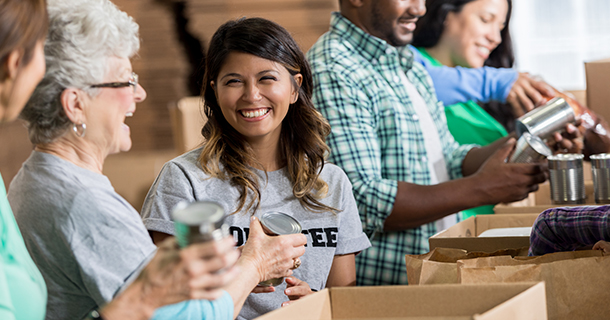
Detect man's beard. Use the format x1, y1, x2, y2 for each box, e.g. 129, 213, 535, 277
370, 2, 411, 47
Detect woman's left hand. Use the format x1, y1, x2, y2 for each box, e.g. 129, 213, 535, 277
281, 276, 313, 307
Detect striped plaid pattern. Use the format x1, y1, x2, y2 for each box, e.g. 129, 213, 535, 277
529, 206, 610, 256
307, 12, 474, 285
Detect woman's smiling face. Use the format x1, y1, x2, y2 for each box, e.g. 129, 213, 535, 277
212, 52, 301, 145
439, 0, 508, 68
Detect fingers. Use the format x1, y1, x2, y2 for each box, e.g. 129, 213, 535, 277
529, 77, 556, 98
284, 276, 312, 300
593, 240, 610, 254
252, 286, 276, 294
490, 137, 516, 162
188, 264, 240, 296
248, 216, 265, 237
182, 236, 236, 261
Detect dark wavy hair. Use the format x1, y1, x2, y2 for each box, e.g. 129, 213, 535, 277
200, 17, 335, 215
412, 0, 516, 131
0, 0, 48, 80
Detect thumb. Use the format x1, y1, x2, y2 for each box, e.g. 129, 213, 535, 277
249, 216, 266, 237
492, 137, 517, 162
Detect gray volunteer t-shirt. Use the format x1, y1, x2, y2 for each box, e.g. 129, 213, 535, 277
8, 151, 157, 320
141, 148, 371, 320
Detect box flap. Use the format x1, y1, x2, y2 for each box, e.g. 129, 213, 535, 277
473, 282, 547, 320
255, 288, 332, 320
329, 283, 539, 319
429, 214, 538, 252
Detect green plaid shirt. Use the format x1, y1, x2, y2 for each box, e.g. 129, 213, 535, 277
307, 12, 475, 285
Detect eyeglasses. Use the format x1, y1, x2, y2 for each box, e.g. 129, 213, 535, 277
89, 72, 139, 94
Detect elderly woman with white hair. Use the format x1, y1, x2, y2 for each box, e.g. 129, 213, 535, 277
7, 0, 306, 319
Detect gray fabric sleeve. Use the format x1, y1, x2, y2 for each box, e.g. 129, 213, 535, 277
69, 191, 156, 305
335, 172, 372, 255
141, 161, 197, 235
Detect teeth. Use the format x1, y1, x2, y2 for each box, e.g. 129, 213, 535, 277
125, 112, 133, 117
478, 46, 490, 55
241, 109, 269, 118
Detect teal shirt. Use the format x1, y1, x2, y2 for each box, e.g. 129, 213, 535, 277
0, 174, 47, 320
416, 48, 508, 218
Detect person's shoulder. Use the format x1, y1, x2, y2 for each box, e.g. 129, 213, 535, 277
307, 32, 362, 74
320, 162, 352, 186
162, 147, 207, 174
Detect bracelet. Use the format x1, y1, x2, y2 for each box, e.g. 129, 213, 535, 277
85, 309, 105, 320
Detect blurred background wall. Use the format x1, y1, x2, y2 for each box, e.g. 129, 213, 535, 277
1, 0, 609, 210
0, 0, 339, 210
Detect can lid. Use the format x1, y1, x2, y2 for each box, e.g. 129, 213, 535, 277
172, 201, 224, 226
523, 132, 552, 157
260, 212, 302, 235
591, 153, 610, 168
548, 153, 584, 169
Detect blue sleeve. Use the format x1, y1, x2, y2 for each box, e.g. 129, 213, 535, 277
151, 290, 234, 320
410, 46, 518, 105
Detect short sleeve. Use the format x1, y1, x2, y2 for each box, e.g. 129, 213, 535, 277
69, 191, 157, 305
335, 173, 372, 255
141, 161, 197, 235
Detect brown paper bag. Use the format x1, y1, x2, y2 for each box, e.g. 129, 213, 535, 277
405, 247, 528, 285
458, 250, 609, 320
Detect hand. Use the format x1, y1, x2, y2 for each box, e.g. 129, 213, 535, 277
281, 276, 313, 307
506, 73, 555, 117
547, 122, 584, 154
474, 138, 548, 204
239, 216, 307, 284
140, 236, 239, 302
100, 236, 240, 320
593, 240, 610, 254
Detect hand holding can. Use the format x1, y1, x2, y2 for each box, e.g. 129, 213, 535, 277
239, 215, 306, 288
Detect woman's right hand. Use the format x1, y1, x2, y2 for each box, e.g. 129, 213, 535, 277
239, 216, 307, 283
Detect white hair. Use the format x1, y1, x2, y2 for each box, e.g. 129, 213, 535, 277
21, 0, 140, 144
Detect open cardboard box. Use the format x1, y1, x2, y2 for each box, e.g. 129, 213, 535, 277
585, 57, 610, 123
255, 282, 547, 320
429, 214, 538, 252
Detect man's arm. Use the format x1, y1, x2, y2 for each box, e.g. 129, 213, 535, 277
385, 137, 547, 230
410, 46, 554, 117
311, 64, 545, 234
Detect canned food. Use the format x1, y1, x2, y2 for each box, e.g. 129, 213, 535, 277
548, 154, 585, 204
172, 201, 228, 248
258, 211, 302, 287
590, 153, 610, 204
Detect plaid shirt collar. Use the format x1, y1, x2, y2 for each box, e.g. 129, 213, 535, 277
329, 12, 415, 70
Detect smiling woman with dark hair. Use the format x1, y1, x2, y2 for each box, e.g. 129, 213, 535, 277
141, 17, 370, 319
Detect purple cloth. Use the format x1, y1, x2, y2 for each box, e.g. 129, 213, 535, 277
529, 205, 610, 256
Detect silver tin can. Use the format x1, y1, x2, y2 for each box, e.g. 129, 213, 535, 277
516, 97, 576, 140
548, 154, 585, 204
172, 201, 228, 248
509, 132, 552, 163
258, 211, 302, 287
590, 153, 610, 204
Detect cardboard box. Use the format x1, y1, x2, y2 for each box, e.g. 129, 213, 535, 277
429, 214, 538, 252
585, 57, 610, 123
255, 282, 547, 320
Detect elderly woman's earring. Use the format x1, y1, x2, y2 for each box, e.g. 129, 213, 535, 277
73, 122, 86, 138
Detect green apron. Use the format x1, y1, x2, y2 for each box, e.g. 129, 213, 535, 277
416, 48, 509, 220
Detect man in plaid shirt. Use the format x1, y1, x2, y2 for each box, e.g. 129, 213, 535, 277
307, 0, 549, 285
529, 206, 610, 256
